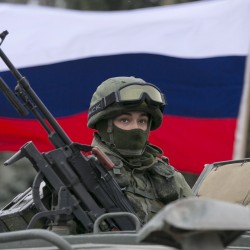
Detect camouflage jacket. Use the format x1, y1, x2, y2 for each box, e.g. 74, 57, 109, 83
92, 135, 194, 224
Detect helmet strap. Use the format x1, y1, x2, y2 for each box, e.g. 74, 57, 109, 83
107, 119, 115, 147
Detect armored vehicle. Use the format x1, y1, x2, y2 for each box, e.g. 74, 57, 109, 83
1, 157, 250, 250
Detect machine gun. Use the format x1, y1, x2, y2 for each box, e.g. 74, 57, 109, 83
0, 31, 138, 233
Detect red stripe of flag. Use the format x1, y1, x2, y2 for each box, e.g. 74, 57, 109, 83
0, 114, 236, 174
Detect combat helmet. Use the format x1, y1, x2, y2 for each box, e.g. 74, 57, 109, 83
87, 76, 166, 130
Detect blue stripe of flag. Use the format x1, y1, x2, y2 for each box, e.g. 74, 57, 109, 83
0, 53, 245, 118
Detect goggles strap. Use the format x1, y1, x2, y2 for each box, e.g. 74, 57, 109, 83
88, 92, 116, 119
105, 92, 116, 106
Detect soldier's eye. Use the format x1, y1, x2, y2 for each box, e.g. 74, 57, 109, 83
120, 118, 129, 123
139, 118, 148, 124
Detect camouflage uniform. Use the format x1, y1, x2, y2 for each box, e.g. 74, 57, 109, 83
88, 76, 194, 224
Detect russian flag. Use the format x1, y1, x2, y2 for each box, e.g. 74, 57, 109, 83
0, 0, 250, 174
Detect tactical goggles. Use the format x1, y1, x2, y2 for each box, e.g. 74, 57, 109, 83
88, 83, 166, 118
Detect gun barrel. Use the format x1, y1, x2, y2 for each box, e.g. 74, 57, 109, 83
0, 48, 23, 80
0, 46, 72, 147
0, 77, 28, 116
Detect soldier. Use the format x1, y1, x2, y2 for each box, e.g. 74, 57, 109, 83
0, 76, 193, 233
88, 76, 194, 224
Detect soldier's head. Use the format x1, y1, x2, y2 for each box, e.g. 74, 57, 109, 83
88, 76, 166, 156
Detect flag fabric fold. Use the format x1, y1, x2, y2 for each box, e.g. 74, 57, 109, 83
0, 0, 250, 174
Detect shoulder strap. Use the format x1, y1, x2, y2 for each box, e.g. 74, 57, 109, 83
151, 158, 176, 179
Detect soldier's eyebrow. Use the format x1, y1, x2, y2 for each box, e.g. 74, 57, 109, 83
116, 112, 149, 118
140, 113, 148, 117
120, 112, 132, 116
